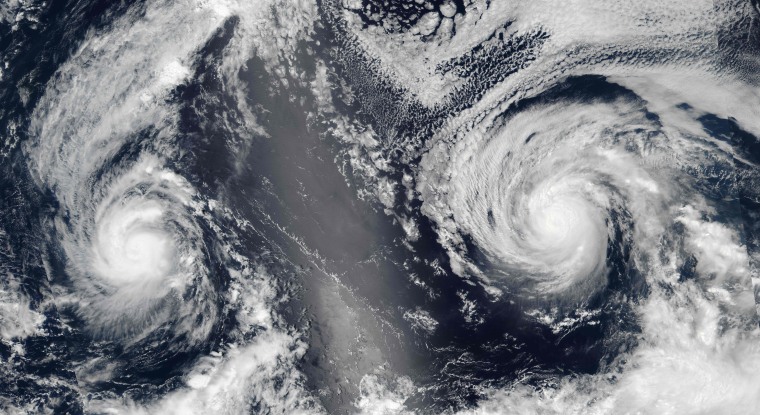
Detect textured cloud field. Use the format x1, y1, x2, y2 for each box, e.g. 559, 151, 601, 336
1, 0, 760, 414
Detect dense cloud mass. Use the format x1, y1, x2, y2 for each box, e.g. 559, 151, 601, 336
1, 0, 760, 414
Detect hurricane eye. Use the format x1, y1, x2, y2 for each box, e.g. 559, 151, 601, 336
92, 204, 176, 285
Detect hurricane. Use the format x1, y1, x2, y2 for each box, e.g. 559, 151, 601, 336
1, 0, 760, 414
417, 73, 760, 412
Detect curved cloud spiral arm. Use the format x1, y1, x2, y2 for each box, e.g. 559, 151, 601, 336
16, 0, 322, 412
417, 75, 760, 412
419, 86, 674, 305
55, 156, 218, 342
23, 0, 230, 346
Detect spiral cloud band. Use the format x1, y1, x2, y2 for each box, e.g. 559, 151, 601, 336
10, 0, 321, 412
315, 0, 760, 412
418, 92, 669, 305
59, 156, 217, 342
415, 39, 760, 415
